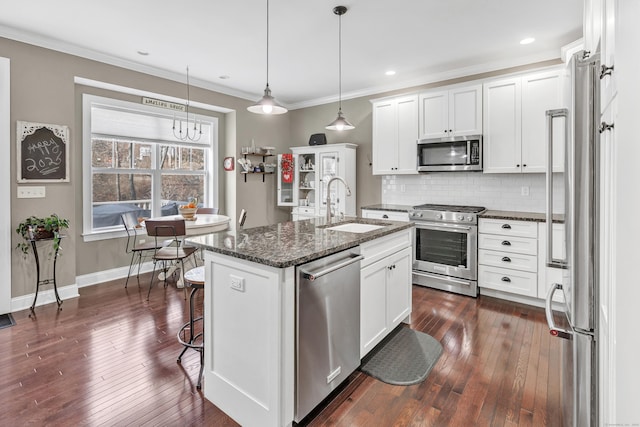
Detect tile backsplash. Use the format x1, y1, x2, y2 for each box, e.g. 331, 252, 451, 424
381, 172, 564, 213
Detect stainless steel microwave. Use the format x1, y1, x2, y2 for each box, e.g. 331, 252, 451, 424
417, 135, 482, 172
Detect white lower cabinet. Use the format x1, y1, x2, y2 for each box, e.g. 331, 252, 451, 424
359, 230, 412, 358
478, 218, 538, 298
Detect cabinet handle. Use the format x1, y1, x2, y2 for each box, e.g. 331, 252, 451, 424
501, 240, 511, 246
599, 122, 614, 134
523, 164, 527, 167
516, 164, 520, 168
449, 129, 452, 133
600, 64, 614, 79
501, 276, 511, 283
501, 224, 511, 229
382, 214, 389, 219
501, 256, 511, 262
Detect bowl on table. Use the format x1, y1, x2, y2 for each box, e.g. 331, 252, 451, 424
179, 206, 198, 220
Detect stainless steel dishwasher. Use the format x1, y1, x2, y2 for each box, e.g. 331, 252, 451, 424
295, 248, 363, 423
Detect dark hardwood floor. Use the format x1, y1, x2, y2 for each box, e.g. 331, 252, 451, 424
0, 275, 562, 426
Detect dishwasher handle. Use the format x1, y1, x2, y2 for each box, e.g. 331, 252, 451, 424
300, 254, 363, 281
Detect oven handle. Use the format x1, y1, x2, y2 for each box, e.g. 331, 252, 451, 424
413, 221, 472, 232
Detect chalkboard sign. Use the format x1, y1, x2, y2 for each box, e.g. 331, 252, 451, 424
17, 121, 69, 183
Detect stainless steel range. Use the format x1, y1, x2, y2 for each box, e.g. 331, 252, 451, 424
409, 204, 486, 297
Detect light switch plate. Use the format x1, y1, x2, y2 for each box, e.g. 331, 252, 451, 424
17, 186, 46, 198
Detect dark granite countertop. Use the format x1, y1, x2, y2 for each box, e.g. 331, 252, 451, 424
480, 210, 565, 223
185, 217, 414, 268
361, 204, 413, 212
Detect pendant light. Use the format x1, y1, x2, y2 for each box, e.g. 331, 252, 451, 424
326, 5, 354, 131
248, 0, 287, 115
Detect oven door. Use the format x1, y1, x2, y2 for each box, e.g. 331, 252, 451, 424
413, 221, 477, 280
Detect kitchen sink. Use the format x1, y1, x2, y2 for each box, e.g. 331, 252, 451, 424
325, 223, 386, 233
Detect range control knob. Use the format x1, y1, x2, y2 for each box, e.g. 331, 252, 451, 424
467, 216, 473, 222
457, 215, 464, 221
413, 212, 422, 218
436, 213, 443, 220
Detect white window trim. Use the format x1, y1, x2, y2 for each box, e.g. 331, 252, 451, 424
82, 94, 218, 242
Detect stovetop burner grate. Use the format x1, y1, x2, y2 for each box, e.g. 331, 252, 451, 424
412, 204, 486, 214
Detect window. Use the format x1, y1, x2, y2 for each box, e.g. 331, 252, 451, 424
83, 94, 217, 240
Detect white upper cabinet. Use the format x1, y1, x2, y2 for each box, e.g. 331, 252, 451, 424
483, 77, 522, 173
483, 68, 565, 174
372, 95, 418, 175
418, 84, 482, 139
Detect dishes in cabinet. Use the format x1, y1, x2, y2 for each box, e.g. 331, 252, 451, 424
301, 172, 315, 188
307, 190, 316, 207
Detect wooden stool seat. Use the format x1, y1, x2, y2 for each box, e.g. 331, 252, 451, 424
184, 266, 205, 287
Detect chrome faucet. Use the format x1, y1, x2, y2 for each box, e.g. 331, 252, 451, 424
325, 176, 352, 222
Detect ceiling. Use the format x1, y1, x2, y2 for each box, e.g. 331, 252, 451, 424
0, 0, 583, 109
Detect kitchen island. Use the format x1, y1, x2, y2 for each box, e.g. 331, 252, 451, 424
186, 217, 413, 427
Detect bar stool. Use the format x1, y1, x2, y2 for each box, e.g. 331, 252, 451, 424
177, 266, 205, 389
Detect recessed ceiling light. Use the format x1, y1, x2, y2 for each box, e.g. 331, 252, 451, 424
219, 75, 230, 80
137, 50, 149, 56
520, 37, 535, 45
385, 70, 396, 76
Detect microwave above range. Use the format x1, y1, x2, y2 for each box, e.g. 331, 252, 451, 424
417, 135, 482, 172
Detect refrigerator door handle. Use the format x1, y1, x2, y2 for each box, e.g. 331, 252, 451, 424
545, 282, 573, 339
545, 108, 569, 269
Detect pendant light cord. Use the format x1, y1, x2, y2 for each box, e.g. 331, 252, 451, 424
338, 10, 342, 111
266, 0, 270, 86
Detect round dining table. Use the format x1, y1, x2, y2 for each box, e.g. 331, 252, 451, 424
153, 214, 231, 236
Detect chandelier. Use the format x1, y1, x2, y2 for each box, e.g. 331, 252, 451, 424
173, 66, 202, 141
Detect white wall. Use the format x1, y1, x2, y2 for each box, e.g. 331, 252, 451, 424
381, 172, 564, 212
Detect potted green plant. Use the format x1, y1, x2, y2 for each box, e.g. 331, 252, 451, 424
16, 214, 70, 256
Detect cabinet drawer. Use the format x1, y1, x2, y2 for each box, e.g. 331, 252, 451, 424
478, 233, 537, 255
479, 249, 537, 273
360, 229, 412, 268
479, 265, 537, 297
479, 218, 538, 238
294, 206, 316, 215
361, 209, 410, 222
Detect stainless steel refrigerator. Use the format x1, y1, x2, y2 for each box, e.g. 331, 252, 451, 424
545, 50, 599, 427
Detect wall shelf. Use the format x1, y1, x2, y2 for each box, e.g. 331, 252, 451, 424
240, 153, 276, 183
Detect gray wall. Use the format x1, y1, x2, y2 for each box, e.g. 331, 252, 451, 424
2, 37, 291, 298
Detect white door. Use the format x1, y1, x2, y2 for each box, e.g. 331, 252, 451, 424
521, 70, 564, 172
449, 84, 482, 136
418, 90, 448, 139
395, 95, 419, 174
483, 77, 522, 173
0, 57, 11, 314
372, 99, 398, 174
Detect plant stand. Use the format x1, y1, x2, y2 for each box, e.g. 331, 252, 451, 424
29, 236, 63, 316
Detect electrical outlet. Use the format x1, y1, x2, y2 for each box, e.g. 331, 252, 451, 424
521, 186, 530, 196
139, 239, 146, 244
230, 275, 245, 292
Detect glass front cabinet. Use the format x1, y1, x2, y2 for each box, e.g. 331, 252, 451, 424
277, 143, 357, 221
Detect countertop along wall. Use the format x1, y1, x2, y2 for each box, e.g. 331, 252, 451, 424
1, 36, 291, 299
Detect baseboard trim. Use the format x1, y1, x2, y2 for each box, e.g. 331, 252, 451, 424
12, 284, 80, 312
76, 261, 154, 288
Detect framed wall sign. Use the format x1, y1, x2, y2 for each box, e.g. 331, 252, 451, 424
17, 121, 70, 183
